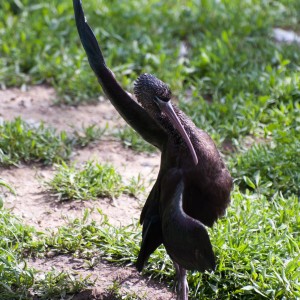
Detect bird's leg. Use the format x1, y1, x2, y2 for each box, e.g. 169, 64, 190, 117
173, 261, 189, 300
179, 267, 189, 300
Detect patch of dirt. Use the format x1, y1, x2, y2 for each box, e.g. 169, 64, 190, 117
0, 85, 125, 131
0, 85, 173, 299
1, 85, 160, 229
74, 141, 159, 182
29, 255, 175, 300
2, 165, 144, 229
2, 140, 159, 230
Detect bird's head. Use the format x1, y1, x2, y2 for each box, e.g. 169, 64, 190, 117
134, 73, 172, 110
134, 73, 198, 165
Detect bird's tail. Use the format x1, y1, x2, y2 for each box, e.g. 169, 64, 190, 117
73, 0, 105, 77
136, 215, 163, 272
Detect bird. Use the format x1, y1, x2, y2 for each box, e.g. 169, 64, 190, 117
73, 1, 233, 299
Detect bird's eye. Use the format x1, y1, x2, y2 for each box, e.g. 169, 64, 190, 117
156, 95, 170, 103
154, 96, 166, 105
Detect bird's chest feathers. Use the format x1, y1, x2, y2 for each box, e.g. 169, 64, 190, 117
163, 137, 194, 168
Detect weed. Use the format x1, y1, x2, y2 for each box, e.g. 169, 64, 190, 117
0, 118, 108, 166
46, 161, 145, 201
0, 209, 36, 298
124, 174, 146, 198
33, 270, 93, 300
0, 0, 300, 299
0, 179, 15, 208
231, 135, 300, 197
0, 208, 94, 300
72, 124, 107, 148
105, 280, 146, 300
0, 118, 72, 166
117, 126, 157, 153
30, 192, 299, 299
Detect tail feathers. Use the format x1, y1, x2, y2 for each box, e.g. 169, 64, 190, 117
73, 0, 105, 77
136, 216, 163, 272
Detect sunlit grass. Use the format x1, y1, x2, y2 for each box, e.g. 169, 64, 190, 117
46, 160, 144, 200
33, 270, 92, 300
0, 118, 106, 166
0, 0, 299, 299
71, 124, 107, 148
0, 117, 72, 166
231, 136, 300, 197
0, 183, 299, 299
117, 126, 157, 153
26, 190, 299, 299
0, 207, 94, 300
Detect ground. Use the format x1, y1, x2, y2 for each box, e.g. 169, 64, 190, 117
0, 85, 176, 299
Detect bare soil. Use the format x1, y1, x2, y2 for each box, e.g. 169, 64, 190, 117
0, 86, 175, 299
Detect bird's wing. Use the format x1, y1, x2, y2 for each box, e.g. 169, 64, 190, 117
140, 176, 160, 224
136, 179, 163, 271
73, 0, 166, 149
136, 213, 162, 272
160, 169, 216, 272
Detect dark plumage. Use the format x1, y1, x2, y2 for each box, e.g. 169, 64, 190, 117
134, 73, 172, 103
73, 1, 232, 299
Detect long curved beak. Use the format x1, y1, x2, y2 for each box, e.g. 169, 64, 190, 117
159, 100, 198, 165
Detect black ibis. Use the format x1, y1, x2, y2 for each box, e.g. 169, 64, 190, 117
73, 1, 232, 299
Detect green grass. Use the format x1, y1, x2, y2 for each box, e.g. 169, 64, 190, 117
0, 117, 72, 166
0, 0, 299, 151
0, 0, 299, 105
0, 209, 35, 299
20, 191, 299, 299
0, 118, 106, 166
3, 0, 298, 159
195, 190, 300, 299
0, 249, 35, 299
72, 124, 107, 148
230, 135, 300, 197
0, 179, 15, 208
0, 0, 300, 299
32, 270, 92, 300
0, 190, 299, 299
0, 207, 93, 300
105, 280, 145, 300
46, 160, 144, 200
117, 126, 157, 153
